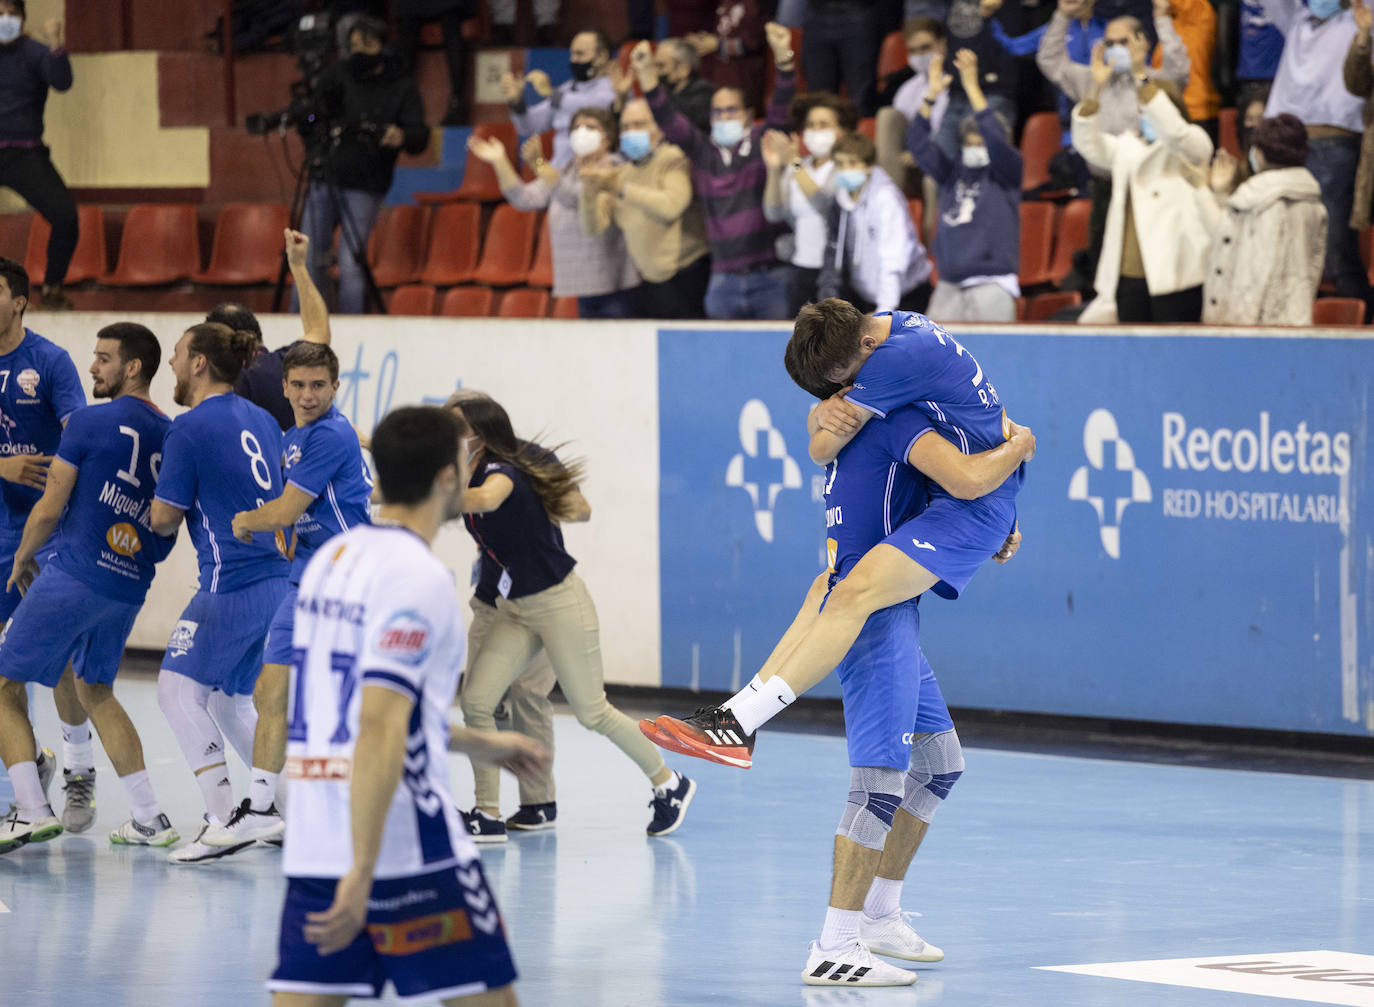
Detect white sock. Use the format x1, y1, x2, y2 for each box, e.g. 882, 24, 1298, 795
249, 768, 279, 813
9, 760, 47, 811
119, 770, 161, 823
722, 674, 796, 735
60, 719, 95, 775
652, 770, 680, 796
864, 876, 903, 920
194, 765, 235, 826
818, 907, 862, 951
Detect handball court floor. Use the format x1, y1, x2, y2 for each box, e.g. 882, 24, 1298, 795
2, 670, 1373, 1007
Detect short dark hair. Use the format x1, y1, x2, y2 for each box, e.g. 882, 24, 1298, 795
371, 406, 465, 506
833, 132, 876, 165
903, 16, 946, 41
0, 0, 26, 18
571, 105, 619, 150
712, 85, 750, 115
185, 322, 257, 385
588, 29, 613, 58
97, 322, 161, 384
1254, 113, 1309, 167
283, 342, 339, 382
0, 257, 29, 312
348, 16, 388, 46
786, 299, 869, 400
789, 91, 861, 135
662, 38, 700, 74
206, 303, 262, 343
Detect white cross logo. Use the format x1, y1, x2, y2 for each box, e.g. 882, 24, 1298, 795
1067, 408, 1152, 559
725, 399, 802, 543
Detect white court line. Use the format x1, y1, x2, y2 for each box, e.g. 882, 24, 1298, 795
0, 899, 10, 913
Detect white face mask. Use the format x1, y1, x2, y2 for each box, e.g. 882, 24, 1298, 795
569, 125, 603, 158
0, 15, 21, 44
962, 145, 990, 169
1248, 147, 1262, 174
803, 128, 837, 159
908, 52, 933, 75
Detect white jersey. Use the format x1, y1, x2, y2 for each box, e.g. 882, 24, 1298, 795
281, 523, 474, 880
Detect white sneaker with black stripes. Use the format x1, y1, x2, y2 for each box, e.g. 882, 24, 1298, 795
801, 939, 917, 987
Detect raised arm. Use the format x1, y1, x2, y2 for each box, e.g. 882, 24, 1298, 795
286, 229, 330, 344
506, 70, 556, 137
1151, 0, 1192, 88
1347, 0, 1374, 98
1036, 4, 1094, 101
1070, 43, 1120, 173
908, 53, 957, 184
763, 22, 800, 130
36, 20, 72, 91
1139, 80, 1212, 166
907, 420, 1036, 499
633, 41, 705, 155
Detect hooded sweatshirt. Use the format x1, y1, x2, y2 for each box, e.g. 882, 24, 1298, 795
818, 166, 931, 312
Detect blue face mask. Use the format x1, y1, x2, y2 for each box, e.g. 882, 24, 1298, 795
711, 119, 744, 147
620, 130, 651, 161
1106, 44, 1132, 73
1307, 0, 1341, 19
835, 168, 868, 192
1139, 115, 1157, 144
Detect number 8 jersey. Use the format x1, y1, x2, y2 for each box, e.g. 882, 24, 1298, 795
154, 392, 287, 592
283, 524, 473, 880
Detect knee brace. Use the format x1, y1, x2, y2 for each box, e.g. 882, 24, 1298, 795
836, 766, 905, 851
902, 729, 965, 824
157, 670, 225, 774
207, 690, 258, 767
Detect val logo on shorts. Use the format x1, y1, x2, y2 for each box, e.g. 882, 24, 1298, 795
376, 610, 432, 666
167, 619, 199, 657
106, 522, 141, 557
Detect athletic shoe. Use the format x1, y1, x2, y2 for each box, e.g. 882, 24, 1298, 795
461, 808, 507, 844
201, 798, 285, 846
109, 814, 179, 847
259, 837, 283, 848
638, 718, 703, 758
802, 939, 917, 987
60, 769, 96, 833
505, 802, 557, 831
0, 805, 62, 856
646, 773, 696, 837
860, 910, 945, 962
168, 816, 254, 864
653, 707, 755, 769
7, 748, 56, 817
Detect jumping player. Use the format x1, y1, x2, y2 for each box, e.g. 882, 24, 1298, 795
149, 322, 290, 864
0, 323, 178, 853
268, 405, 548, 1007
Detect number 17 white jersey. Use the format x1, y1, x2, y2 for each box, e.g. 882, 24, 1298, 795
281, 523, 474, 880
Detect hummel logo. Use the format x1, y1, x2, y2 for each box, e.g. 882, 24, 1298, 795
809, 961, 873, 983
704, 728, 743, 746
911, 539, 936, 551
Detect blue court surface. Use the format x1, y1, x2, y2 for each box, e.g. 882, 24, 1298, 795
2, 673, 1373, 1007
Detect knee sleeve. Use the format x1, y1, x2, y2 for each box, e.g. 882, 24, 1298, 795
157, 670, 225, 773
901, 729, 965, 824
836, 766, 905, 851
207, 690, 257, 768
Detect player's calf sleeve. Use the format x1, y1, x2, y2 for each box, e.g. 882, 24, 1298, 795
207, 690, 257, 768
901, 729, 965, 824
836, 766, 905, 851
158, 670, 235, 824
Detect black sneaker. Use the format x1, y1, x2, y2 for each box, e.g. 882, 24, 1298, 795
505, 802, 556, 831
461, 808, 508, 844
654, 706, 756, 768
646, 773, 697, 837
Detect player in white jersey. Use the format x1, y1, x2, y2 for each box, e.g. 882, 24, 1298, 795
269, 406, 548, 1007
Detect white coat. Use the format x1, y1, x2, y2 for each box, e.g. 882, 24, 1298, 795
820, 167, 931, 313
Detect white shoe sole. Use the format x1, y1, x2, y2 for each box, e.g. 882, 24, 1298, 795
202, 820, 285, 846
169, 840, 254, 864
864, 938, 945, 963
646, 777, 697, 838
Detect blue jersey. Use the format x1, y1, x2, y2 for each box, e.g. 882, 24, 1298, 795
281, 404, 372, 582
0, 329, 86, 533
846, 311, 1023, 500
154, 393, 288, 593
824, 405, 933, 583
49, 397, 176, 602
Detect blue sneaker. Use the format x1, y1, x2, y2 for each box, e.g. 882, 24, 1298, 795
461, 808, 508, 844
505, 802, 556, 831
646, 773, 696, 837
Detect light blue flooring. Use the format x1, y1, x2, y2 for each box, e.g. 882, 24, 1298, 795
2, 675, 1372, 1006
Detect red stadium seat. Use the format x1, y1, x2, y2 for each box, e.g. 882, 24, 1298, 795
877, 31, 907, 81
1025, 290, 1081, 321
26, 205, 107, 284
856, 117, 876, 140
439, 285, 495, 316
192, 203, 291, 285
102, 204, 200, 286
1218, 107, 1240, 159
1312, 298, 1364, 326
1020, 111, 1062, 193
416, 122, 519, 204
469, 205, 537, 287
389, 283, 437, 315
418, 203, 482, 286
1019, 202, 1056, 288
368, 204, 429, 288
527, 213, 554, 288
551, 296, 579, 318
497, 286, 550, 317
1047, 199, 1091, 287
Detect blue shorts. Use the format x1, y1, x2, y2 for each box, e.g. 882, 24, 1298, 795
162, 576, 289, 695
0, 568, 141, 688
884, 493, 1017, 600
263, 584, 299, 667
0, 531, 59, 624
835, 600, 955, 770
269, 862, 517, 1002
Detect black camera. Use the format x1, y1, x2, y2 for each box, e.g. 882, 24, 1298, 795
245, 12, 339, 137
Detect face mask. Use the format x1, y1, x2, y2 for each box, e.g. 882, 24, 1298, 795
0, 15, 20, 44
569, 125, 603, 157
908, 52, 933, 75
711, 118, 745, 147
1308, 0, 1342, 18
835, 168, 868, 192
1139, 115, 1157, 143
1106, 44, 1132, 73
1248, 147, 1263, 174
962, 145, 990, 168
570, 59, 596, 82
619, 129, 652, 161
803, 128, 837, 158
347, 52, 385, 79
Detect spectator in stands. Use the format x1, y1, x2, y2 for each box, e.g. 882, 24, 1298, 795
1261, 0, 1369, 308
1072, 47, 1213, 322
630, 26, 799, 321
1346, 0, 1374, 231
934, 0, 1021, 159
684, 0, 772, 114
1203, 114, 1326, 324
1238, 83, 1272, 157
655, 38, 717, 133
472, 108, 640, 318
876, 17, 950, 198
818, 133, 934, 311
910, 49, 1022, 321
803, 0, 883, 114
1152, 0, 1219, 141
0, 4, 75, 310
1237, 0, 1286, 104
491, 0, 560, 47
396, 0, 473, 126
503, 30, 615, 169
297, 18, 428, 316
579, 98, 711, 318
763, 92, 860, 313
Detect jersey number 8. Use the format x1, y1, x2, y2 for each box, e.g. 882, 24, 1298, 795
241, 430, 274, 491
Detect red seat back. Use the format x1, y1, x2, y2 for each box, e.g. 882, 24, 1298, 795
103, 204, 201, 286
551, 296, 579, 318
469, 205, 537, 287
1312, 297, 1364, 326
368, 204, 429, 287
26, 205, 107, 284
877, 31, 907, 81
527, 214, 554, 288
419, 203, 482, 286
496, 286, 550, 317
439, 285, 496, 316
1047, 199, 1091, 287
1025, 290, 1081, 321
420, 122, 520, 204
193, 203, 291, 285
1019, 112, 1062, 192
1218, 107, 1240, 160
1018, 201, 1054, 288
389, 283, 437, 315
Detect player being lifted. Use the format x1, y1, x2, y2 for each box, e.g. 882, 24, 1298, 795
268, 405, 548, 1007
202, 342, 372, 848
647, 299, 1031, 767
149, 323, 291, 864
0, 324, 179, 853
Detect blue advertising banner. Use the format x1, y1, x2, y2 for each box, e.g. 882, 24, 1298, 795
659, 327, 1374, 736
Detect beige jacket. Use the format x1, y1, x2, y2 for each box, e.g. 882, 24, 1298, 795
1202, 166, 1328, 326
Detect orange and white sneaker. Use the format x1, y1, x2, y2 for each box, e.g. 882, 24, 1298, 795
652, 706, 755, 769
638, 718, 702, 758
